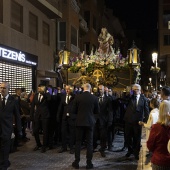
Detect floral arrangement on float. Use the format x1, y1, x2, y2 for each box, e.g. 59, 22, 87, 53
69, 28, 129, 73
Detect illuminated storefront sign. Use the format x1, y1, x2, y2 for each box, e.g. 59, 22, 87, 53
0, 46, 37, 66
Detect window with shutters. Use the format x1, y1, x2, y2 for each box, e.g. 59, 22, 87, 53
71, 26, 77, 46
84, 11, 90, 28
42, 21, 50, 46
59, 22, 66, 41
29, 12, 38, 40
163, 8, 170, 28
93, 15, 97, 31
11, 0, 23, 32
57, 22, 66, 50
164, 35, 170, 45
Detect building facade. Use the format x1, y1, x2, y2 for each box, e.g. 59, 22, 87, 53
0, 0, 62, 93
158, 0, 170, 85
0, 0, 126, 90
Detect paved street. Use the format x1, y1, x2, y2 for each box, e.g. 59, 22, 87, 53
8, 129, 151, 170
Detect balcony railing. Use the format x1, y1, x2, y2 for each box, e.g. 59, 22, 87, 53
79, 15, 88, 32
71, 0, 80, 14
71, 44, 79, 53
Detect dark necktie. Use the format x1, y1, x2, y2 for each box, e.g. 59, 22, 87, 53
2, 97, 5, 109
38, 94, 42, 102
134, 96, 137, 107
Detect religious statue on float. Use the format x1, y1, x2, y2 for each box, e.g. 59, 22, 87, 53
98, 27, 114, 57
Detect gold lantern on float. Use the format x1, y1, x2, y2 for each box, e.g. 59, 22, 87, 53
58, 46, 70, 66
128, 41, 140, 67
58, 45, 70, 85
127, 41, 141, 85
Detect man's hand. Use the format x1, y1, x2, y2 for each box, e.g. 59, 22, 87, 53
138, 121, 144, 126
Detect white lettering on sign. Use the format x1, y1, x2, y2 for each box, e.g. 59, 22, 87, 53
25, 60, 36, 65
0, 47, 25, 62
0, 46, 37, 65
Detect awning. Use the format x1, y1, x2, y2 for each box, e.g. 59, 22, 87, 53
37, 70, 58, 78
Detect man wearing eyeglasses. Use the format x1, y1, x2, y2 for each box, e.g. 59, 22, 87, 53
124, 84, 149, 160
0, 82, 22, 169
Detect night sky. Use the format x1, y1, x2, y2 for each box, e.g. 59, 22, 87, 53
105, 0, 158, 56
105, 0, 158, 84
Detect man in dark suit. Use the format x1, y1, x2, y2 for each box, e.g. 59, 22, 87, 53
57, 85, 76, 154
13, 88, 24, 146
30, 84, 51, 153
72, 83, 99, 169
98, 85, 113, 157
0, 82, 22, 170
124, 84, 149, 160
47, 85, 60, 149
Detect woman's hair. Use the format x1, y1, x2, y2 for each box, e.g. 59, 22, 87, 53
150, 98, 160, 108
158, 100, 170, 126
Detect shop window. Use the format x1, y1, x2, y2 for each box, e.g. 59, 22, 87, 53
71, 26, 77, 46
29, 12, 38, 40
0, 61, 32, 95
164, 35, 170, 45
0, 0, 3, 23
11, 0, 23, 32
43, 21, 50, 45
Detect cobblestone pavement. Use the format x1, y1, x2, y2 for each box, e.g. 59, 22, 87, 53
8, 129, 151, 170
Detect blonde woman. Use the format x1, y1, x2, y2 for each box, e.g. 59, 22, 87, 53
147, 100, 170, 170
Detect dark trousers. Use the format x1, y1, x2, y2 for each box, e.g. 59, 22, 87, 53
100, 126, 107, 151
93, 120, 99, 149
107, 125, 113, 148
21, 117, 27, 138
61, 118, 75, 149
0, 138, 11, 170
125, 123, 142, 156
33, 119, 49, 147
48, 118, 58, 147
75, 126, 93, 164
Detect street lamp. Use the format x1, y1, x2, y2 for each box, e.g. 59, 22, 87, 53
148, 77, 152, 91
151, 52, 160, 91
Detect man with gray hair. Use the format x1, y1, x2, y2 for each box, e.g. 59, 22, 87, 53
72, 83, 99, 169
0, 82, 22, 169
124, 84, 149, 160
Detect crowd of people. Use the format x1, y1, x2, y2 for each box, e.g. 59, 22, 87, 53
0, 81, 170, 170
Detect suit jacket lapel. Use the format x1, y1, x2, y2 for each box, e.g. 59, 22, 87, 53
4, 95, 12, 110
